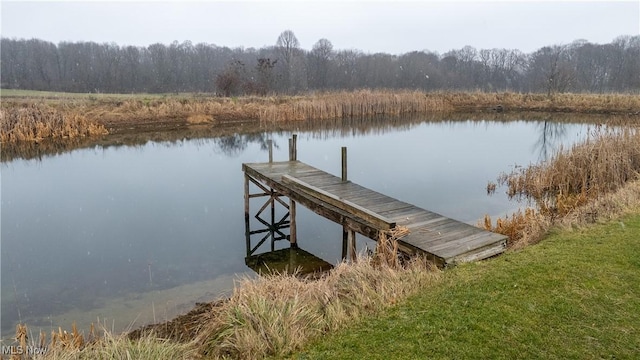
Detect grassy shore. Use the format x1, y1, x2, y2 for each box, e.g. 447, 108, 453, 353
9, 182, 640, 359
2, 89, 639, 142
295, 211, 640, 359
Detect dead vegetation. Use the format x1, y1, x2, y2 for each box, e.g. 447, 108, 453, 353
482, 126, 640, 247
1, 322, 196, 360
0, 103, 107, 142
2, 90, 639, 143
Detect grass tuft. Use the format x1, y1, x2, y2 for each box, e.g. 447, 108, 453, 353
2, 322, 197, 360
196, 251, 440, 359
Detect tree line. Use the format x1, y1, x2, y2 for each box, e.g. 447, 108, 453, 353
1, 30, 639, 95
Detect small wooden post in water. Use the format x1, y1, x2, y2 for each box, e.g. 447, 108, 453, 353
288, 134, 298, 161
293, 134, 297, 161
267, 139, 273, 163
287, 134, 298, 247
341, 146, 348, 182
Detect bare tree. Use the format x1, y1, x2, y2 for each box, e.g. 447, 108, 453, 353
308, 38, 333, 89
2, 35, 638, 94
276, 30, 300, 67
254, 58, 278, 95
529, 45, 576, 96
276, 30, 303, 92
215, 60, 245, 97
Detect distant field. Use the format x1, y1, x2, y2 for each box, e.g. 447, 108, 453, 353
0, 88, 213, 101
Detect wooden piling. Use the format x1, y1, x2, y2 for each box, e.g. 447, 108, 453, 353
293, 134, 297, 161
244, 174, 251, 256
268, 139, 273, 163
348, 229, 356, 262
290, 199, 297, 248
289, 135, 298, 161
342, 226, 348, 260
341, 146, 347, 182
244, 174, 250, 217
270, 189, 276, 251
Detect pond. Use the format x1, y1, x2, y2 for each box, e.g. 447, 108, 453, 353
1, 115, 594, 337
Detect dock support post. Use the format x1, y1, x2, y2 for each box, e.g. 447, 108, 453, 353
348, 230, 357, 262
290, 199, 297, 248
342, 227, 357, 262
270, 189, 276, 251
268, 139, 273, 163
289, 134, 298, 161
341, 146, 347, 182
341, 226, 348, 260
244, 174, 251, 256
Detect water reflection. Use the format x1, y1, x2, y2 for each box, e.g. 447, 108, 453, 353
1, 111, 618, 163
533, 121, 569, 161
1, 115, 595, 337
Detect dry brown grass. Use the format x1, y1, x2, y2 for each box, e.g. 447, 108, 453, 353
499, 126, 640, 218
439, 92, 640, 114
3, 90, 638, 143
0, 103, 108, 142
483, 125, 640, 248
259, 90, 451, 121
3, 322, 197, 360
481, 209, 551, 249
195, 256, 438, 359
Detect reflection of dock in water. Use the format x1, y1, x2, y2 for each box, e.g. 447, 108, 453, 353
245, 247, 333, 276
243, 135, 507, 268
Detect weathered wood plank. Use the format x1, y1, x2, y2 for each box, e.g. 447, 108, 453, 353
380, 206, 429, 221
282, 174, 396, 230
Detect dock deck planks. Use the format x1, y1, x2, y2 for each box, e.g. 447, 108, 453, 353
243, 160, 507, 266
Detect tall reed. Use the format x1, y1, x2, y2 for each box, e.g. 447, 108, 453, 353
483, 126, 640, 247
3, 91, 639, 142
499, 126, 640, 217
0, 103, 107, 142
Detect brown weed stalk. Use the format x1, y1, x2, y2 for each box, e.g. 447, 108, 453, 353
0, 104, 107, 142
498, 126, 640, 218
3, 91, 639, 142
484, 125, 640, 247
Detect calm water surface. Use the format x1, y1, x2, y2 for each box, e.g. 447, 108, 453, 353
1, 118, 589, 336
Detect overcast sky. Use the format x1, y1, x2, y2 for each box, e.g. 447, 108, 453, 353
1, 1, 639, 55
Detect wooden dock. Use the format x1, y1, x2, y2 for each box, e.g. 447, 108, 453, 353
243, 136, 507, 267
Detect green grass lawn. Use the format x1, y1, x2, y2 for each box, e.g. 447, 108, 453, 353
294, 215, 640, 360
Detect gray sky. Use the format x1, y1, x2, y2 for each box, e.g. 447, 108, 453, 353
1, 1, 639, 54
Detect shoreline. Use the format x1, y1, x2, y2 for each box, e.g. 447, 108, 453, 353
2, 90, 639, 143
